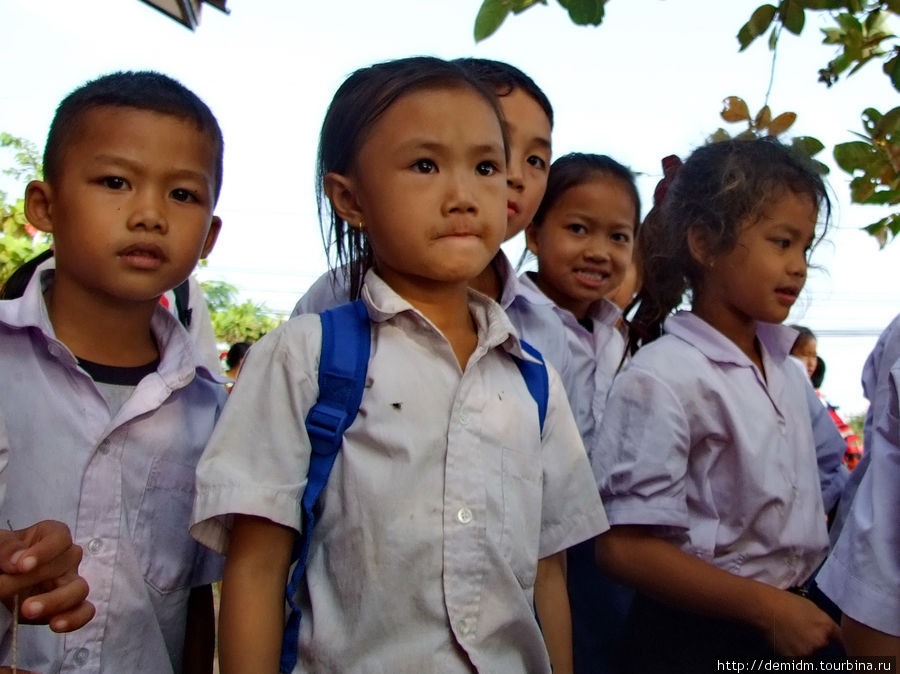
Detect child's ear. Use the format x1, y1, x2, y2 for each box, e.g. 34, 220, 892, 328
199, 216, 222, 260
687, 226, 713, 267
323, 172, 363, 226
524, 222, 540, 255
24, 181, 55, 234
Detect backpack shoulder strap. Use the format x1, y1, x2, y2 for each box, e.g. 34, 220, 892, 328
280, 299, 371, 673
513, 339, 549, 436
172, 278, 193, 328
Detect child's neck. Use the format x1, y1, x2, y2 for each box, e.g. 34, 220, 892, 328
44, 280, 160, 367
469, 257, 502, 301
390, 277, 478, 369
691, 299, 766, 377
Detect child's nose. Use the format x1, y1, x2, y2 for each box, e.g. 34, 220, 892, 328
507, 162, 524, 192
445, 173, 478, 214
126, 192, 168, 233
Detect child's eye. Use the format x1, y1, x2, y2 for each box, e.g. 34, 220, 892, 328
566, 223, 588, 235
102, 176, 128, 190
476, 161, 500, 176
770, 238, 791, 249
527, 155, 547, 170
171, 188, 199, 203
612, 232, 632, 244
411, 159, 437, 173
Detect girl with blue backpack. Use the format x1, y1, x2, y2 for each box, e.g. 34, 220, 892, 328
190, 56, 608, 673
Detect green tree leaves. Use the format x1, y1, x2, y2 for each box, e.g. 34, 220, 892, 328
0, 134, 49, 286
200, 279, 282, 344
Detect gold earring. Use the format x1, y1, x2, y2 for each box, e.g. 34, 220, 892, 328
357, 219, 365, 230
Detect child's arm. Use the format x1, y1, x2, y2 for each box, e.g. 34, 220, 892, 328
841, 615, 899, 657
219, 514, 295, 674
0, 520, 93, 632
596, 525, 841, 657
534, 550, 573, 674
182, 584, 215, 674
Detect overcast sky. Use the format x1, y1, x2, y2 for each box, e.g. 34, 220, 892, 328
2, 0, 898, 414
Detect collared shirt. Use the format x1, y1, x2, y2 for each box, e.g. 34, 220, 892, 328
192, 271, 608, 673
817, 317, 900, 637
0, 260, 225, 674
514, 273, 624, 458
592, 311, 832, 588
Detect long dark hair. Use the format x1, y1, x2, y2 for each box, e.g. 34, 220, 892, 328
628, 138, 830, 355
317, 56, 506, 299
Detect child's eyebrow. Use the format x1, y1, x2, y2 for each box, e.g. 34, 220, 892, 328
401, 140, 505, 156
91, 154, 211, 183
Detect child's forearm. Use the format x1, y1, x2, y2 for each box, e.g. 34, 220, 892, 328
534, 550, 573, 674
183, 584, 215, 674
219, 515, 295, 674
841, 615, 900, 657
595, 525, 840, 656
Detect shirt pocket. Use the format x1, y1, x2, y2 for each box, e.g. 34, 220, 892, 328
134, 457, 201, 594
499, 445, 543, 590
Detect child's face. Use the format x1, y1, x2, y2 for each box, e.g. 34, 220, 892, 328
498, 88, 552, 241
26, 106, 220, 307
526, 176, 635, 320
694, 190, 817, 332
791, 337, 818, 379
332, 86, 507, 298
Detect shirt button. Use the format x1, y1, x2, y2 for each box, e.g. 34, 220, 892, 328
73, 647, 89, 665
87, 538, 103, 554
459, 411, 469, 425
457, 619, 470, 636
456, 507, 473, 524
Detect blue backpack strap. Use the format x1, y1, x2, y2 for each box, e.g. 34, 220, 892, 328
513, 339, 549, 436
280, 299, 371, 673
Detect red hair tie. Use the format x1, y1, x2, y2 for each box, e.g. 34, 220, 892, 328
652, 154, 683, 207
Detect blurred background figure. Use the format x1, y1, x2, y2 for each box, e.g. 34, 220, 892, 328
223, 341, 250, 392
791, 326, 863, 470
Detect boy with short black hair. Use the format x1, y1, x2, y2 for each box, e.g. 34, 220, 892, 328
0, 70, 225, 673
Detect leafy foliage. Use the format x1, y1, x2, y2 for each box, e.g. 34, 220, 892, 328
0, 134, 49, 286
472, 0, 900, 244
709, 96, 830, 173
200, 279, 282, 344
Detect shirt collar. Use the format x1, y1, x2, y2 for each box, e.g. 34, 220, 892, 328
0, 257, 216, 387
360, 269, 537, 362
663, 310, 798, 367
517, 271, 622, 331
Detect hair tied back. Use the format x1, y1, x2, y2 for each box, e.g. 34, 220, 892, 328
652, 154, 683, 207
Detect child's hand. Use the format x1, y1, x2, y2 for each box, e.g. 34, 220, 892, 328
769, 590, 841, 656
0, 520, 94, 632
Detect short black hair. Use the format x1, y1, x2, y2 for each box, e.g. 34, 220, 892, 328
453, 58, 554, 128
533, 153, 641, 229
44, 71, 224, 201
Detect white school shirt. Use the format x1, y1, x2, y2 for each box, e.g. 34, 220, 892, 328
816, 318, 900, 636
0, 260, 225, 674
192, 270, 609, 673
514, 272, 624, 457
592, 311, 833, 588
293, 253, 578, 413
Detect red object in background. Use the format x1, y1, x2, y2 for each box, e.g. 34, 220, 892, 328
825, 402, 863, 471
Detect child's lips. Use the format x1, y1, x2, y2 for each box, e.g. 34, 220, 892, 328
775, 286, 800, 305
574, 268, 609, 288
507, 200, 519, 218
118, 243, 167, 270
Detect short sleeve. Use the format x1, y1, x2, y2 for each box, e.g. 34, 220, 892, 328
591, 364, 691, 530
190, 316, 323, 554
816, 367, 900, 637
537, 365, 609, 558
